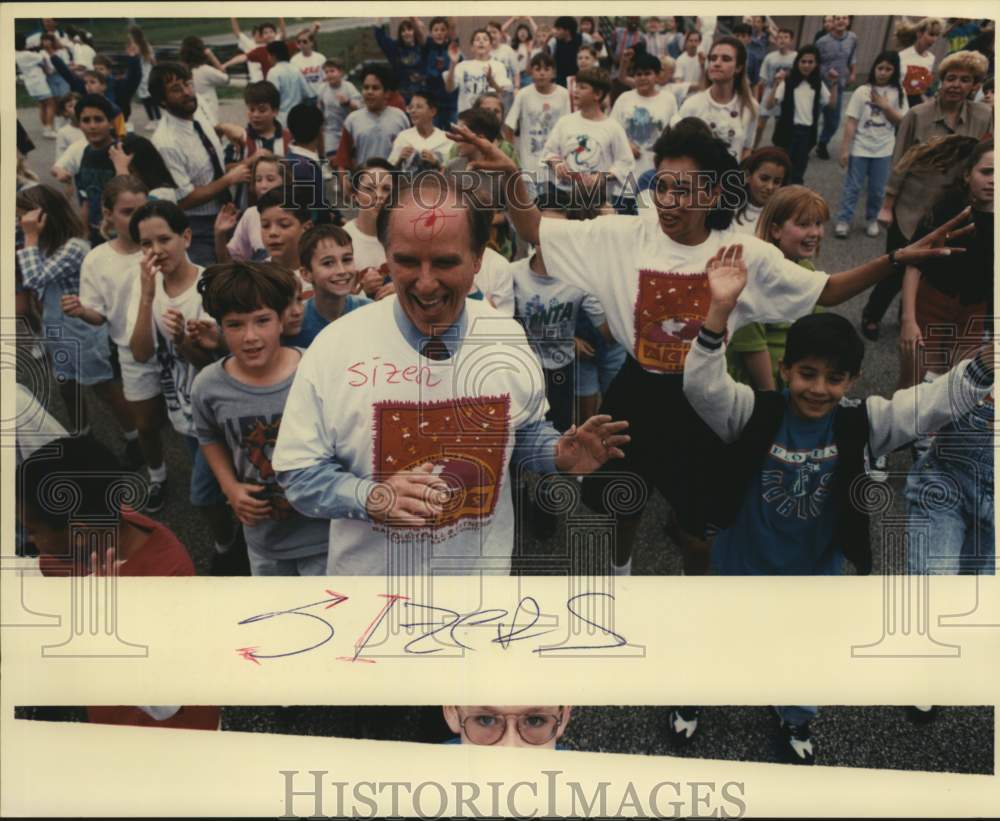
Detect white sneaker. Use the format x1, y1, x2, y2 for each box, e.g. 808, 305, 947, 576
865, 221, 880, 237
868, 455, 888, 483
145, 120, 157, 132
42, 128, 57, 139
834, 221, 849, 238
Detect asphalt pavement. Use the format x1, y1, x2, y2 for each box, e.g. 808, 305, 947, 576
12, 100, 994, 776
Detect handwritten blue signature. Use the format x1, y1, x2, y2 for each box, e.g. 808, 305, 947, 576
236, 590, 628, 665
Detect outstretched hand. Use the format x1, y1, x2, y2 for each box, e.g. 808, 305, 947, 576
705, 244, 748, 311
554, 414, 630, 475
896, 206, 975, 265
447, 122, 519, 174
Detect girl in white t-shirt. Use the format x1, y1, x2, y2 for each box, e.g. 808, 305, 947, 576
180, 36, 230, 124
731, 146, 791, 236
894, 17, 944, 106
61, 176, 168, 498
835, 52, 909, 238
766, 45, 837, 184
673, 36, 758, 162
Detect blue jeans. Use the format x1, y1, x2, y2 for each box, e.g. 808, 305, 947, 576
776, 706, 819, 725
905, 408, 995, 575
836, 155, 892, 224
248, 549, 328, 576
818, 82, 845, 146
183, 435, 226, 507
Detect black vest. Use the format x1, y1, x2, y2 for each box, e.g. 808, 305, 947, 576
709, 391, 873, 575
772, 80, 823, 152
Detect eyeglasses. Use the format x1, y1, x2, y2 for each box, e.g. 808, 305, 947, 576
458, 709, 563, 746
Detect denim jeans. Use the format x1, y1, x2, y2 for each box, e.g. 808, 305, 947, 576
836, 155, 892, 224
776, 706, 819, 725
818, 81, 845, 146
248, 549, 328, 576
905, 403, 995, 575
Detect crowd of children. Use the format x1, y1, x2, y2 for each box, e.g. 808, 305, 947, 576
13, 14, 995, 756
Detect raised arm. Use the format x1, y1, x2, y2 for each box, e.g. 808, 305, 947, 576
447, 122, 540, 245
230, 17, 242, 39
683, 245, 757, 442
817, 207, 975, 307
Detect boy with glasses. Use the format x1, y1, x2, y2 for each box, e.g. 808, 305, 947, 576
442, 706, 572, 748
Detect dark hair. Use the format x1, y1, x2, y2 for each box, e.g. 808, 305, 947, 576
266, 40, 291, 62
652, 119, 741, 231
429, 16, 449, 30
472, 91, 504, 120
92, 54, 113, 70
323, 57, 345, 71
984, 77, 995, 93
255, 22, 277, 35
554, 16, 578, 35
376, 172, 492, 255
128, 199, 190, 242
287, 103, 323, 143
397, 18, 423, 45
257, 185, 312, 223
57, 91, 81, 119
129, 25, 153, 62
360, 157, 395, 173
778, 27, 796, 38
734, 146, 792, 225
120, 134, 178, 191
529, 51, 555, 70
575, 67, 611, 101
299, 223, 354, 270
732, 23, 753, 37
74, 93, 115, 122
244, 81, 280, 109
789, 45, 823, 94
198, 261, 298, 321
408, 90, 437, 109
784, 313, 865, 376
179, 36, 208, 67
15, 185, 86, 255
19, 436, 130, 530
457, 107, 500, 143
82, 69, 107, 88
633, 52, 662, 74
866, 50, 905, 107
148, 61, 191, 107
360, 61, 394, 92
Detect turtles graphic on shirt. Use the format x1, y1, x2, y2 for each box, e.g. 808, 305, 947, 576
761, 443, 838, 521
568, 134, 600, 170
633, 269, 712, 372
624, 106, 665, 148
372, 396, 511, 536
238, 414, 294, 520
528, 104, 559, 155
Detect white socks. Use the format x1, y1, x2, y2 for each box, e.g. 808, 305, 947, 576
612, 558, 632, 576
148, 464, 167, 483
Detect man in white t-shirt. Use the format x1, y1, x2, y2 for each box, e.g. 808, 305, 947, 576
272, 173, 629, 576
503, 52, 571, 198
450, 116, 963, 576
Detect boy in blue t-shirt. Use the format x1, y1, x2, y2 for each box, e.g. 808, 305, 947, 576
285, 223, 370, 348
676, 249, 993, 764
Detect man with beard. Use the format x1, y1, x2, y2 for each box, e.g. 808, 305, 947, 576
149, 62, 252, 265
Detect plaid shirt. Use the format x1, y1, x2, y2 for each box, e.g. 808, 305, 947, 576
16, 238, 90, 295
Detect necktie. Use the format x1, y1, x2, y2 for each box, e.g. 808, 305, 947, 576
191, 118, 232, 204
421, 336, 451, 361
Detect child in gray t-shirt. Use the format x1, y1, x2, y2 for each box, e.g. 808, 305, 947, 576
191, 261, 329, 575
